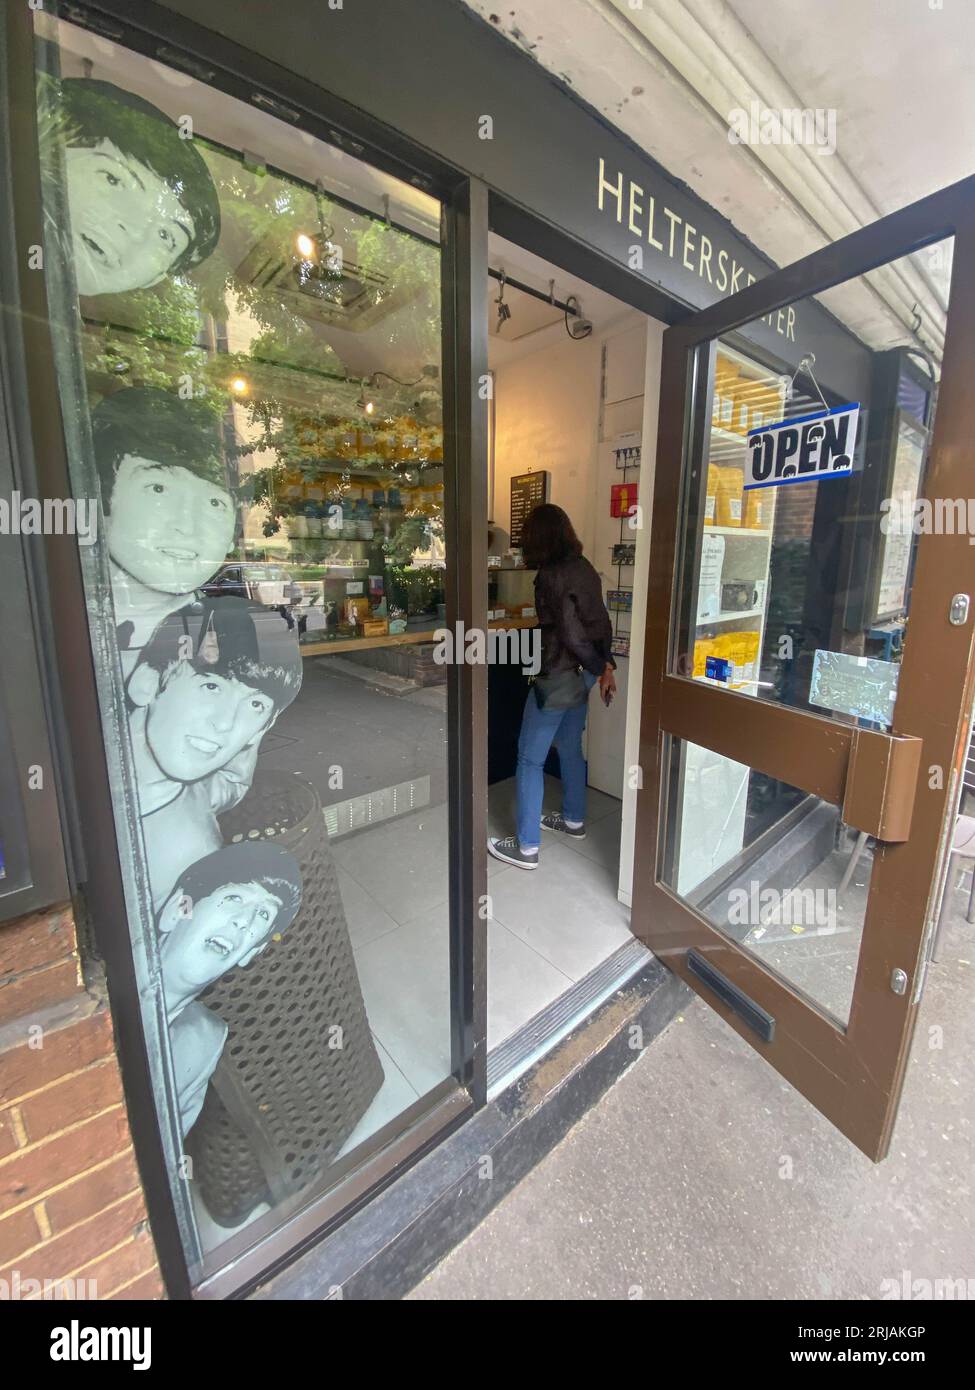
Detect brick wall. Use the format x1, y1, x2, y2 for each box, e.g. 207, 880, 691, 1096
344, 641, 447, 686
0, 903, 164, 1300
773, 480, 818, 542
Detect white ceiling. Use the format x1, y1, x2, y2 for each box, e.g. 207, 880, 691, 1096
462, 0, 974, 360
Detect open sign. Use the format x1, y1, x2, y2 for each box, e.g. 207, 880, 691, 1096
744, 403, 859, 490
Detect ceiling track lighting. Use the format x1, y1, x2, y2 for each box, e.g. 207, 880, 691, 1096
487, 267, 591, 341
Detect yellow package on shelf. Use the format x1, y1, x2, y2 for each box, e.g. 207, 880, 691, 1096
717, 630, 761, 686
743, 485, 773, 529
760, 381, 784, 421
713, 358, 739, 429
729, 379, 757, 436
715, 465, 744, 527
693, 637, 716, 678
738, 380, 768, 434
704, 465, 720, 526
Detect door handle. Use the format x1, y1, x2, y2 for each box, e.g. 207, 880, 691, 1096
842, 727, 922, 842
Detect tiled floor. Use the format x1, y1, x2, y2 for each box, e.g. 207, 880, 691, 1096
335, 773, 629, 1154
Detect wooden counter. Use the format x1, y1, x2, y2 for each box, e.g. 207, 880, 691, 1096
300, 616, 537, 658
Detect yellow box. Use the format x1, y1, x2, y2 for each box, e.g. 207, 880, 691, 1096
714, 359, 740, 429
720, 630, 761, 686
743, 486, 772, 529
693, 638, 716, 679
714, 466, 744, 527
704, 465, 719, 526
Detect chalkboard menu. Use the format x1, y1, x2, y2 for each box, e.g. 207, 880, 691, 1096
509, 470, 550, 547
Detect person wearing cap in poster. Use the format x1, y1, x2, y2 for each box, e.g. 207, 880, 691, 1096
127, 599, 303, 910
157, 841, 302, 1135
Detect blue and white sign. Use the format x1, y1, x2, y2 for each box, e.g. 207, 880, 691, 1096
705, 655, 731, 683
745, 403, 859, 490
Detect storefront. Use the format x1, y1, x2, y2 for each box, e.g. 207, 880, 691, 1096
1, 0, 973, 1300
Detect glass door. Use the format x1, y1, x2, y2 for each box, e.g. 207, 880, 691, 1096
632, 178, 975, 1159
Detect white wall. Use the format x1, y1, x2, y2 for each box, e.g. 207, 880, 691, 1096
618, 319, 665, 907
586, 319, 648, 800
492, 332, 603, 557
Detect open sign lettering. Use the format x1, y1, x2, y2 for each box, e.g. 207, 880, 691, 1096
745, 403, 859, 490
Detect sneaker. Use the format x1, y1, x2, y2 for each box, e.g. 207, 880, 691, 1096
488, 836, 539, 870
541, 812, 586, 840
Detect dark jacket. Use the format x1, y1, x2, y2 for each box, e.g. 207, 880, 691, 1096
534, 554, 615, 679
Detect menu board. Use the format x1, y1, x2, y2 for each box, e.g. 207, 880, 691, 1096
509, 470, 550, 547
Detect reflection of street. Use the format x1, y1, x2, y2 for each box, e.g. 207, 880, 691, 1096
741, 845, 868, 1025
262, 644, 448, 817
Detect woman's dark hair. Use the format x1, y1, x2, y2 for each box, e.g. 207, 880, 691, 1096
57, 78, 221, 273
520, 503, 583, 569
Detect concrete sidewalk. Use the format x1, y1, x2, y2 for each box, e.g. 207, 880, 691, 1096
410, 897, 974, 1300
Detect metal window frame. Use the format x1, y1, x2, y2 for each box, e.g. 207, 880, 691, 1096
0, 21, 78, 923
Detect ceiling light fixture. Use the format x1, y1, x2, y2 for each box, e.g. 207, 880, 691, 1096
294, 180, 343, 296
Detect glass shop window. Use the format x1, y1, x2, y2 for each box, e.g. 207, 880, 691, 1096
32, 11, 453, 1283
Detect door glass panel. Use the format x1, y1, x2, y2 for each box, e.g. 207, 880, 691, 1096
673, 240, 953, 731
31, 12, 452, 1282
662, 738, 869, 1026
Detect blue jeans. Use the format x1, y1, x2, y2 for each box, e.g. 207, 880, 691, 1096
516, 672, 597, 850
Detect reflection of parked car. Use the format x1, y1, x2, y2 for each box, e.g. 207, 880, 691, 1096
201, 563, 292, 607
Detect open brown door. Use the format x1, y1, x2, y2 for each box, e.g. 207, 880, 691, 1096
632, 177, 975, 1160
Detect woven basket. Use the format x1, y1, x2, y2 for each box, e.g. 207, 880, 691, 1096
186, 769, 384, 1228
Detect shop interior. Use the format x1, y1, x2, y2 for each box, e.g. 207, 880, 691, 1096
47, 9, 937, 1272
481, 237, 655, 1068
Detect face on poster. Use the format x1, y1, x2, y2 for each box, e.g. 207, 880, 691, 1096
156, 841, 303, 1134
54, 78, 222, 297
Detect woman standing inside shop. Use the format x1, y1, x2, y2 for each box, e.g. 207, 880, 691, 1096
489, 504, 616, 870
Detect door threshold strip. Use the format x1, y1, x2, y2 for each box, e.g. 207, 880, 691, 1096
486, 937, 653, 1099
